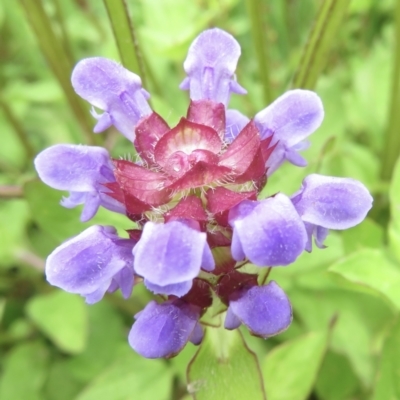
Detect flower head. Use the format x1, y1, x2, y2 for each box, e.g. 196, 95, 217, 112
34, 28, 373, 358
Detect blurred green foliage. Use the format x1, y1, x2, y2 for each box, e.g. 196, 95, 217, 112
0, 0, 399, 399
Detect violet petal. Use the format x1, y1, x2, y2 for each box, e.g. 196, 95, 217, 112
46, 225, 135, 303
34, 144, 125, 221
227, 281, 292, 337
291, 174, 373, 230
35, 144, 113, 192
112, 266, 135, 299
189, 323, 204, 345
133, 220, 214, 296
144, 280, 193, 297
228, 194, 307, 266
129, 300, 200, 358
224, 307, 242, 330
254, 90, 324, 174
72, 57, 151, 140
180, 28, 246, 105
225, 109, 250, 142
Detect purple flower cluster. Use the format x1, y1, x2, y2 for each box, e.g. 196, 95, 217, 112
34, 29, 373, 358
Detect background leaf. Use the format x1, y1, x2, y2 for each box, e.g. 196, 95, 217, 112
0, 341, 49, 400
262, 331, 329, 400
328, 248, 400, 309
26, 290, 88, 354
372, 318, 400, 400
75, 346, 173, 400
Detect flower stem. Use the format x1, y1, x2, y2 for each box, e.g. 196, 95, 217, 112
0, 185, 24, 198
0, 100, 35, 162
258, 267, 272, 286
103, 0, 146, 86
381, 0, 400, 181
20, 0, 96, 145
51, 0, 75, 65
292, 0, 349, 89
245, 0, 273, 104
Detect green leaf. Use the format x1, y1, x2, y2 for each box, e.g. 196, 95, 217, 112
262, 331, 329, 400
0, 341, 49, 400
289, 288, 393, 386
0, 100, 35, 162
344, 37, 391, 152
0, 110, 27, 170
292, 0, 350, 89
341, 218, 384, 254
328, 248, 400, 309
75, 345, 172, 400
66, 301, 126, 382
0, 199, 30, 268
380, 0, 400, 180
169, 341, 198, 384
389, 156, 400, 262
43, 361, 83, 400
26, 290, 88, 354
24, 180, 131, 243
372, 318, 400, 400
315, 351, 361, 400
0, 298, 5, 323
187, 327, 266, 400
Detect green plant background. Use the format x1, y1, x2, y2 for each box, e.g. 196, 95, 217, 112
0, 0, 399, 399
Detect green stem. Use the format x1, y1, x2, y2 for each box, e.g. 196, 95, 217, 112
381, 0, 400, 181
103, 0, 146, 84
74, 0, 107, 41
20, 0, 95, 145
292, 0, 349, 89
0, 100, 35, 162
52, 0, 76, 64
245, 0, 273, 104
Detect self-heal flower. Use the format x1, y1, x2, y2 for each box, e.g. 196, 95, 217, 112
133, 220, 214, 297
34, 144, 125, 221
291, 174, 373, 250
224, 281, 292, 338
35, 27, 373, 359
254, 90, 324, 174
72, 58, 151, 141
46, 225, 135, 304
129, 299, 203, 359
228, 194, 308, 266
180, 28, 246, 106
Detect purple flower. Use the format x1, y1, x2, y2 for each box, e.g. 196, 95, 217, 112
224, 281, 292, 338
34, 144, 125, 222
133, 220, 214, 296
129, 299, 203, 358
291, 174, 373, 250
254, 90, 324, 175
46, 225, 135, 304
228, 194, 308, 266
225, 109, 250, 142
34, 28, 374, 359
180, 28, 246, 105
71, 57, 151, 141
